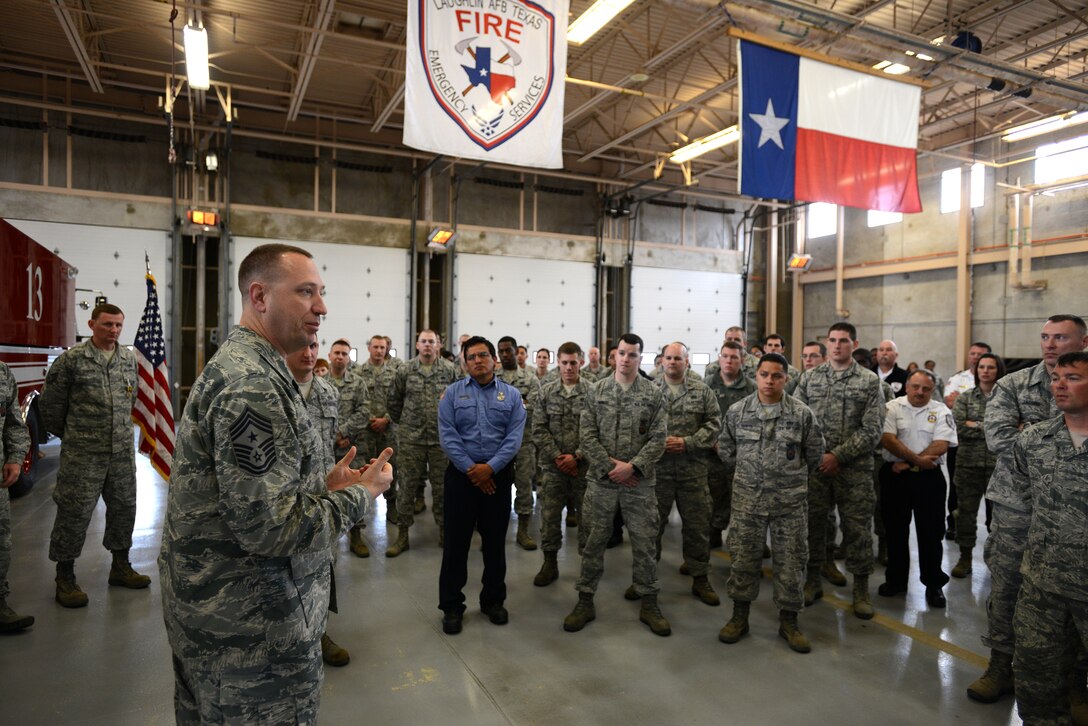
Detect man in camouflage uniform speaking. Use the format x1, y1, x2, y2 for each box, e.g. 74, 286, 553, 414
0, 361, 32, 631
39, 302, 150, 608
1010, 351, 1088, 723
159, 244, 392, 724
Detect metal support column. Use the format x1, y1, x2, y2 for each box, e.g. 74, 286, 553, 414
955, 164, 972, 368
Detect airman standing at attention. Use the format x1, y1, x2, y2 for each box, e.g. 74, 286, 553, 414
496, 336, 543, 551
717, 354, 824, 653
968, 314, 1088, 705
582, 346, 606, 382
793, 322, 884, 620
357, 335, 399, 528
705, 341, 756, 551
564, 334, 670, 637
39, 303, 150, 608
0, 361, 32, 630
327, 339, 372, 557
531, 342, 591, 586
653, 343, 721, 606
385, 329, 459, 556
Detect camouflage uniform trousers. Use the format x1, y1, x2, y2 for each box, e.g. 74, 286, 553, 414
0, 487, 10, 600
575, 481, 660, 597
172, 645, 323, 725
873, 453, 885, 540
707, 457, 734, 532
539, 468, 587, 554
982, 503, 1030, 654
512, 442, 537, 518
395, 442, 446, 529
362, 427, 397, 520
954, 464, 994, 550
655, 474, 712, 577
49, 447, 136, 562
727, 504, 808, 612
1013, 574, 1088, 724
806, 463, 875, 580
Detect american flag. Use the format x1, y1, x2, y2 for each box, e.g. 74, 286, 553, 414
131, 272, 175, 479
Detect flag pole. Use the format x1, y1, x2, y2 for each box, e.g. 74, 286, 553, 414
145, 251, 151, 276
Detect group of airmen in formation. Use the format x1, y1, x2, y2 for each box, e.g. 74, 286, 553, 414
0, 242, 1086, 725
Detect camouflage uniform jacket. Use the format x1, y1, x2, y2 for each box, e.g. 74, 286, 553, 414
332, 371, 370, 451
1012, 414, 1088, 600
497, 365, 541, 445
793, 360, 884, 467
705, 372, 756, 424
387, 356, 459, 445
355, 359, 397, 419
655, 377, 721, 481
718, 393, 824, 515
160, 326, 372, 670
1, 362, 30, 466
580, 375, 667, 487
985, 362, 1057, 511
580, 365, 607, 383
952, 386, 997, 469
532, 378, 590, 465
39, 340, 137, 455
302, 375, 339, 475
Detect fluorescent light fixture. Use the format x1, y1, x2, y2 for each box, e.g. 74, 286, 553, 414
568, 0, 636, 45
669, 125, 739, 164
1002, 111, 1088, 142
905, 50, 934, 61
183, 24, 210, 90
872, 60, 911, 75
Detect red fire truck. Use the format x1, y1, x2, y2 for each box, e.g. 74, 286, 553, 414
0, 219, 77, 497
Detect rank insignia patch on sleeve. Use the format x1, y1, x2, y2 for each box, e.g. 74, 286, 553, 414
229, 405, 277, 476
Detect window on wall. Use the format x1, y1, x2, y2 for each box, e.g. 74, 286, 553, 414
1035, 134, 1088, 187
806, 202, 837, 239
867, 209, 903, 227
940, 163, 985, 213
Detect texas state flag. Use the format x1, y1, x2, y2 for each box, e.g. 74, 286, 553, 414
739, 40, 922, 213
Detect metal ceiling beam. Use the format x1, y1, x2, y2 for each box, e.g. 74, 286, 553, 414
371, 82, 404, 133
50, 0, 103, 94
286, 0, 337, 122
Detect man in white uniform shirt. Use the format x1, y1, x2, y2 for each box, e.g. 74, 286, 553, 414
878, 369, 958, 609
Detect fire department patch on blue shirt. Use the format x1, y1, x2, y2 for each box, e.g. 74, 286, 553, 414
229, 405, 276, 476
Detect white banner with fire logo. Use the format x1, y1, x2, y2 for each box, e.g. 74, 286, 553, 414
404, 0, 568, 169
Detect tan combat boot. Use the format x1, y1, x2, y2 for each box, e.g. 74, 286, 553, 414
0, 600, 34, 632
951, 547, 972, 578
321, 632, 350, 667
853, 575, 875, 620
966, 650, 1014, 703
639, 594, 671, 637
385, 527, 410, 558
516, 516, 538, 551
718, 601, 750, 644
778, 610, 811, 653
109, 550, 152, 589
55, 561, 89, 608
821, 560, 847, 586
692, 576, 721, 606
533, 552, 558, 587
563, 593, 596, 632
349, 525, 370, 558
803, 572, 823, 606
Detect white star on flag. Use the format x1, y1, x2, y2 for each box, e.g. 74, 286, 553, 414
749, 98, 790, 150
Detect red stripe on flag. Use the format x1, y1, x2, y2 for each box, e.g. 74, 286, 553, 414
795, 128, 922, 213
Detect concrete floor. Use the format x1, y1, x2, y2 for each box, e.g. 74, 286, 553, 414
0, 440, 1022, 725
